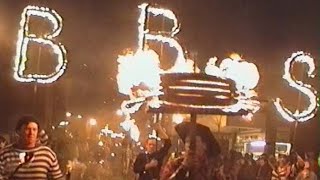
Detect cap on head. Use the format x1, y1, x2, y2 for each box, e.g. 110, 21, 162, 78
15, 115, 40, 132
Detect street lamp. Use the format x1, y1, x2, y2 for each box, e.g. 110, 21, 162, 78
89, 118, 97, 126
66, 112, 72, 117
98, 140, 104, 147
59, 121, 69, 126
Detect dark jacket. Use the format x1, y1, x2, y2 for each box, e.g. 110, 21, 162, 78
134, 139, 171, 180
256, 164, 272, 180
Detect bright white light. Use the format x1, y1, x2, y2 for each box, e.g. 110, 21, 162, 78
169, 85, 230, 93
14, 5, 67, 83
218, 54, 260, 90
274, 51, 318, 122
98, 140, 103, 147
172, 114, 184, 124
117, 49, 161, 142
66, 112, 72, 117
88, 118, 97, 126
250, 141, 266, 147
119, 119, 140, 142
59, 121, 69, 126
204, 54, 261, 114
100, 125, 125, 139
117, 49, 162, 96
116, 109, 123, 116
77, 115, 82, 119
148, 130, 161, 141
99, 160, 104, 164
130, 122, 141, 142
111, 153, 115, 157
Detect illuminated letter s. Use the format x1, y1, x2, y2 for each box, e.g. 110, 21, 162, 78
274, 51, 318, 122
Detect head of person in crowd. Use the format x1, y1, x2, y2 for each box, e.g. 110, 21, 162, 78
15, 115, 40, 149
0, 135, 7, 149
239, 157, 246, 165
145, 137, 157, 154
244, 153, 250, 160
175, 122, 220, 168
258, 156, 268, 166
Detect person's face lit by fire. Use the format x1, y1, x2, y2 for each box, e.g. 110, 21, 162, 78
182, 135, 208, 169
145, 138, 157, 154
18, 122, 39, 148
184, 136, 207, 157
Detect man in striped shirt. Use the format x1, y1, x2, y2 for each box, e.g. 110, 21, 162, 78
0, 115, 64, 180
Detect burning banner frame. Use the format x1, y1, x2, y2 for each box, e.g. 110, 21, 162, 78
116, 3, 261, 141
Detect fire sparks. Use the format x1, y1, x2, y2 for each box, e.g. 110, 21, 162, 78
274, 51, 318, 122
117, 3, 263, 142
14, 5, 67, 83
100, 125, 125, 139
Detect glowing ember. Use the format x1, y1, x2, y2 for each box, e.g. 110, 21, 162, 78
98, 141, 104, 147
148, 130, 161, 141
14, 5, 67, 83
118, 118, 141, 142
100, 125, 125, 139
229, 53, 242, 61
274, 51, 318, 122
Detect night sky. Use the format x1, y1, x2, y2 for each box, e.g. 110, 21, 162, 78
0, 0, 319, 149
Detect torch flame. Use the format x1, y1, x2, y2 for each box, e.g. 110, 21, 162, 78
229, 53, 242, 61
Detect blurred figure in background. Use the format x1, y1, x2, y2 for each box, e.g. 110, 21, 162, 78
256, 155, 272, 180
38, 129, 49, 146
289, 152, 305, 180
271, 154, 291, 180
0, 135, 7, 150
134, 123, 171, 180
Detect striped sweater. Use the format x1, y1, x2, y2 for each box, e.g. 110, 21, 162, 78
0, 144, 64, 180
